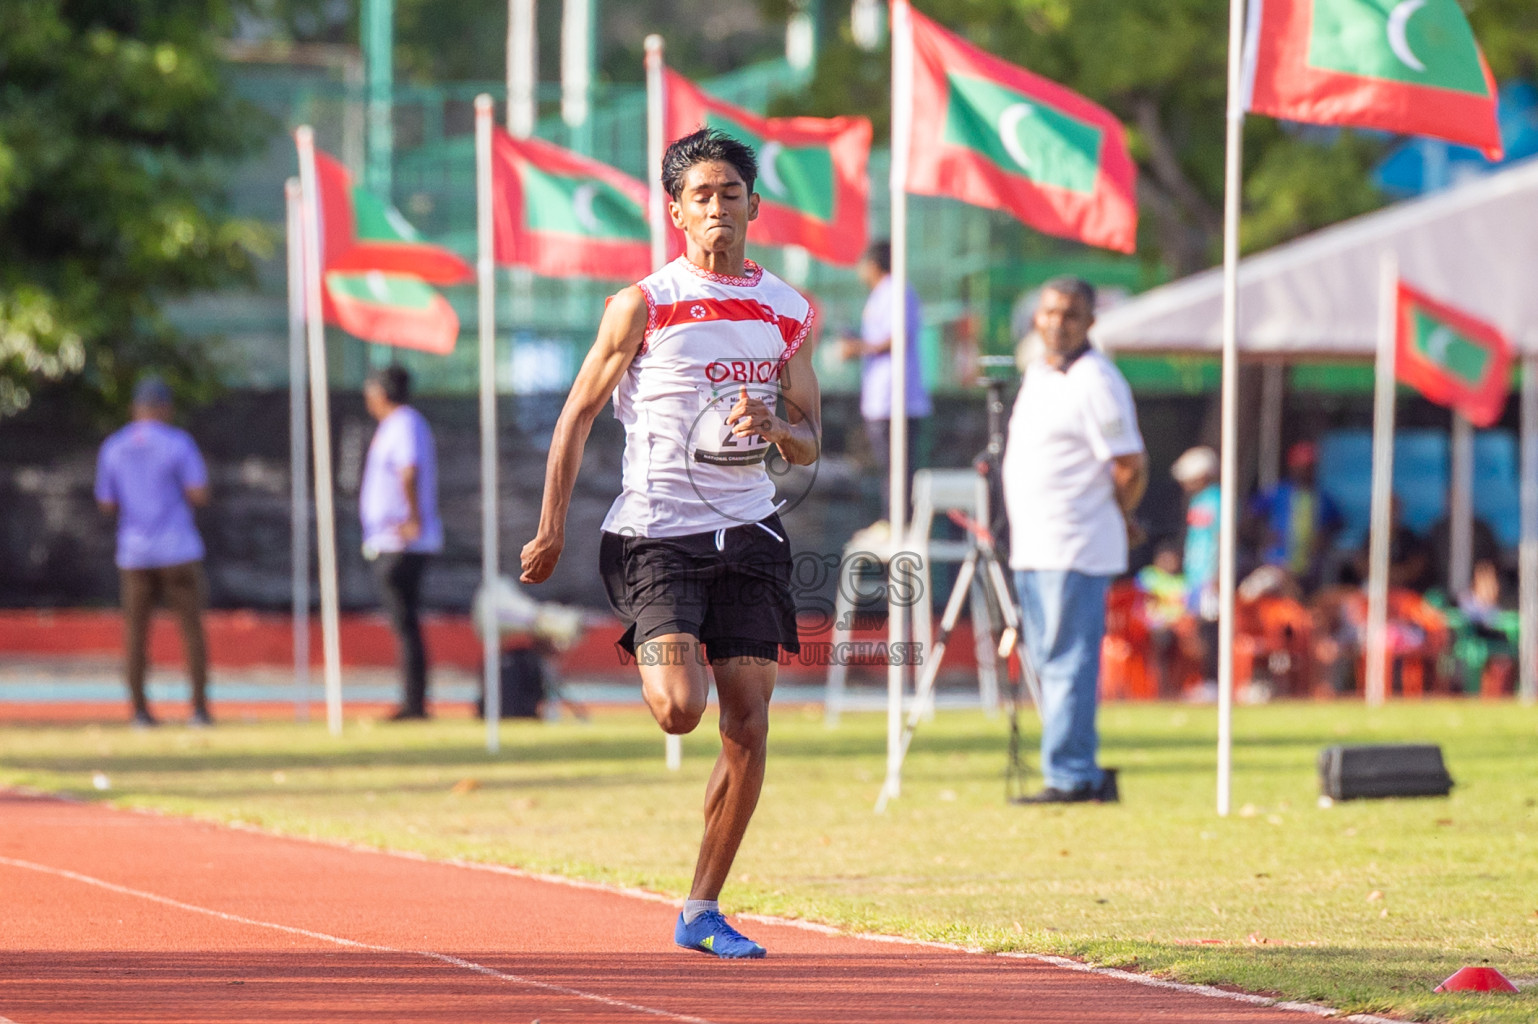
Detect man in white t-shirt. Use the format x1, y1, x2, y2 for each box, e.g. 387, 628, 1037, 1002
1002, 277, 1147, 804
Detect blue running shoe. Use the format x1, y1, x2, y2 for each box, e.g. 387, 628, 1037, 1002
674, 910, 767, 959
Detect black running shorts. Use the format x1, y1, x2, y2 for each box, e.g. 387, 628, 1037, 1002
599, 514, 800, 662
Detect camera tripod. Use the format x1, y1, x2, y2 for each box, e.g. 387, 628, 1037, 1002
875, 366, 1043, 812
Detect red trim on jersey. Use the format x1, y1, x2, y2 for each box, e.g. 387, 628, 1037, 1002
678, 256, 764, 287
781, 303, 816, 367
635, 283, 659, 355
652, 297, 807, 345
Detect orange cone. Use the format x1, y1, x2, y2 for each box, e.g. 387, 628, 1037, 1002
1434, 967, 1519, 993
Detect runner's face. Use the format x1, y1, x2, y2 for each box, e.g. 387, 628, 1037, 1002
670, 160, 759, 254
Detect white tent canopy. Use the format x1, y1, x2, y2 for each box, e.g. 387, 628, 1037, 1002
1095, 156, 1538, 356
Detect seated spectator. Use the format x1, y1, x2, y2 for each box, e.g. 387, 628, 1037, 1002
1343, 496, 1431, 592
1425, 513, 1504, 596
1456, 558, 1517, 695
1136, 539, 1197, 697
1135, 539, 1186, 628
1245, 441, 1343, 592
1172, 446, 1221, 694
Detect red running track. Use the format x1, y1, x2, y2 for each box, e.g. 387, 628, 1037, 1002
0, 791, 1376, 1023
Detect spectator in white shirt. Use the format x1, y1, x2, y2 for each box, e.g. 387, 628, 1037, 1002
1002, 277, 1147, 804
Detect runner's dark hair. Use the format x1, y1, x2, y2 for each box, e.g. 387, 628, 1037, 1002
661, 127, 758, 200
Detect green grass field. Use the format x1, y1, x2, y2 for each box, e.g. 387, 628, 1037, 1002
2, 699, 1535, 1022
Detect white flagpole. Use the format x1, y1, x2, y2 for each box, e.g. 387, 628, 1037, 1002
285, 178, 312, 722
476, 96, 503, 752
295, 126, 345, 736
507, 0, 537, 137
1520, 350, 1538, 704
645, 34, 682, 772
1364, 251, 1399, 707
877, 0, 914, 813
645, 35, 669, 274
1214, 0, 1249, 817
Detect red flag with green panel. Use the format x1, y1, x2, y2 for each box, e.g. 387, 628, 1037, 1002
900, 4, 1137, 253
663, 70, 871, 265
490, 129, 651, 280
1395, 281, 1512, 428
311, 148, 474, 285
1243, 0, 1504, 159
322, 271, 459, 355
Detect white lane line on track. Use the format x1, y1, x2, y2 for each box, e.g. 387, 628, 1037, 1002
6, 792, 1409, 1024
0, 855, 718, 1024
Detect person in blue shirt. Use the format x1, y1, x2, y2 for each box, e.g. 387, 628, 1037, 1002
1246, 441, 1343, 591
360, 366, 444, 720
95, 377, 212, 728
1172, 446, 1220, 689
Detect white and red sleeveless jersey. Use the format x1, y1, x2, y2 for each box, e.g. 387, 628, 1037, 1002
601, 256, 815, 538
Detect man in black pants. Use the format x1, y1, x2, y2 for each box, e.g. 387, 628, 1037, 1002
360, 366, 443, 720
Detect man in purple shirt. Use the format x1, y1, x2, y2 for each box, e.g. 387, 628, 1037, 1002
839, 239, 932, 523
95, 377, 212, 728
360, 366, 443, 720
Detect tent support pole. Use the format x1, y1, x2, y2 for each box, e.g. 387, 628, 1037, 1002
1258, 360, 1284, 492
1449, 414, 1474, 595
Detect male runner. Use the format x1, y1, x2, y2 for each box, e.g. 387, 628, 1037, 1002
520, 128, 821, 959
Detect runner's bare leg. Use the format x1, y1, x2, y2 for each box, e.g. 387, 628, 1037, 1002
637, 636, 774, 901
689, 655, 774, 901
638, 632, 710, 735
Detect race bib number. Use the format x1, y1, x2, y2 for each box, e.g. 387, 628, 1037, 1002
691, 386, 774, 466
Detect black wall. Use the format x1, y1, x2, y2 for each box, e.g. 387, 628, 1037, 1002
0, 388, 1210, 612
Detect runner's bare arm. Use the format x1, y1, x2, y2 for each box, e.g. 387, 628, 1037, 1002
726, 342, 821, 466
520, 287, 647, 584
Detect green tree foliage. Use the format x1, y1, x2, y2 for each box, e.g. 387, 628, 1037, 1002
0, 0, 270, 419
766, 0, 1538, 277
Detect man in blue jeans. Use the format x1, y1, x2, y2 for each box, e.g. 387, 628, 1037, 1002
1002, 278, 1147, 803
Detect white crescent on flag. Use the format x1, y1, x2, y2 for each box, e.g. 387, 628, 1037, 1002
572, 183, 603, 234
998, 103, 1035, 173
1386, 0, 1429, 73
758, 142, 788, 197
1425, 324, 1455, 365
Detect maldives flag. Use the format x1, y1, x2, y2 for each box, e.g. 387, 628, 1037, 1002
1243, 0, 1503, 159
1395, 281, 1512, 428
899, 4, 1137, 253
311, 147, 474, 285
663, 69, 871, 265
490, 129, 651, 280
322, 271, 459, 356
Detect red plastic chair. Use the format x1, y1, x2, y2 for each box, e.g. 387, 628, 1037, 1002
1101, 582, 1158, 701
